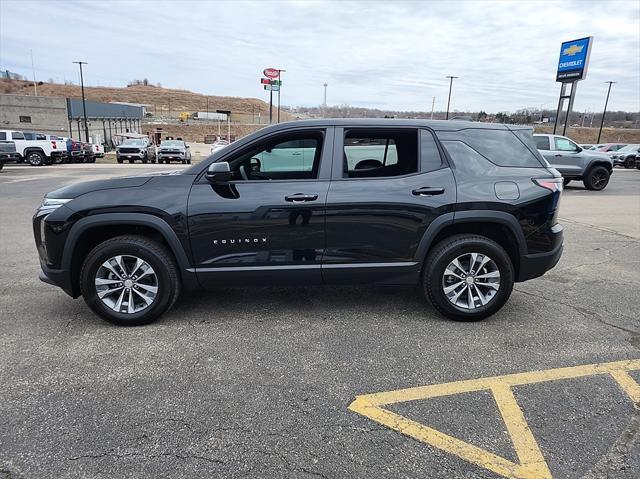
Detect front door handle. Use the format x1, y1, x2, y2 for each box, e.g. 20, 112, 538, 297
412, 187, 445, 196
554, 154, 563, 157
285, 193, 318, 203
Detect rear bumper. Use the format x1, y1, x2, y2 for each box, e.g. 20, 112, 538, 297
517, 225, 564, 282
0, 152, 20, 162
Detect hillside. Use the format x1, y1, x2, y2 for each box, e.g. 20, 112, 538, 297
0, 79, 280, 118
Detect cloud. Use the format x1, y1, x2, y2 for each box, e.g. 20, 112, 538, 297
0, 0, 638, 112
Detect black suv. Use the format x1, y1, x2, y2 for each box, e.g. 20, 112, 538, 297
33, 120, 564, 326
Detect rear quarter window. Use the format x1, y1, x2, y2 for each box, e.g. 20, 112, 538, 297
438, 129, 545, 167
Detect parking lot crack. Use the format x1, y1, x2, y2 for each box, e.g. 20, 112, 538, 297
514, 288, 640, 335
584, 404, 640, 478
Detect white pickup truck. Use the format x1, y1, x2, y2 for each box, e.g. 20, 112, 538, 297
0, 130, 67, 166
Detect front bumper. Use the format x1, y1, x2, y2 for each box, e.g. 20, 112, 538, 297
517, 224, 564, 282
39, 263, 76, 297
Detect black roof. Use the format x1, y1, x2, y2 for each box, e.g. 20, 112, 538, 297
261, 118, 531, 133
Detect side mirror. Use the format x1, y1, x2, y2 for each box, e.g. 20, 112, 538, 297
206, 162, 233, 183
575, 146, 582, 153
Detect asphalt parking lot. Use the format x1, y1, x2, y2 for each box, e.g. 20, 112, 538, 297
1, 164, 639, 479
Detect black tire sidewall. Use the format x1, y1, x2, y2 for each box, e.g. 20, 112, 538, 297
424, 236, 514, 321
28, 152, 44, 166
585, 166, 610, 190
80, 240, 176, 326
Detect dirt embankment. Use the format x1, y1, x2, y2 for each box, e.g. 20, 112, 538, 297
0, 79, 285, 118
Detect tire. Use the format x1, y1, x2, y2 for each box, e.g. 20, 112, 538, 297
584, 166, 610, 191
563, 178, 571, 186
52, 156, 64, 165
79, 235, 180, 326
182, 160, 186, 164
0, 162, 3, 171
117, 158, 123, 164
422, 234, 514, 322
142, 158, 148, 164
624, 158, 634, 169
128, 159, 134, 164
26, 151, 45, 166
86, 156, 95, 163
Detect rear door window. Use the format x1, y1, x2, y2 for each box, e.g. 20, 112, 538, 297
12, 132, 25, 140
534, 136, 550, 150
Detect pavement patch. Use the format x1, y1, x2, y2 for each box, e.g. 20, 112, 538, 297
348, 359, 640, 479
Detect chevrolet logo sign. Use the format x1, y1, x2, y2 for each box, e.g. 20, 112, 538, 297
563, 44, 584, 56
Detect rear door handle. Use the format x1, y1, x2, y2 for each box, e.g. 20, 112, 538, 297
412, 187, 445, 196
285, 193, 318, 203
554, 154, 563, 157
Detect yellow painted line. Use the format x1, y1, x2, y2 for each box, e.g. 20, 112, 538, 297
348, 359, 640, 479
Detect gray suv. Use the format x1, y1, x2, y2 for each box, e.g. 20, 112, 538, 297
533, 134, 613, 190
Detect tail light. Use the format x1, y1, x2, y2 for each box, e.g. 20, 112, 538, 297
533, 178, 563, 193
52, 141, 57, 149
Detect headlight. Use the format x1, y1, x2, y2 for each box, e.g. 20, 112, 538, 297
41, 198, 72, 211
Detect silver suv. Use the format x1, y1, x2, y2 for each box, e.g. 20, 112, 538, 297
533, 134, 613, 191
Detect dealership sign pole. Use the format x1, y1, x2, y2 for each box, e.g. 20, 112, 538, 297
553, 37, 593, 135
263, 68, 280, 124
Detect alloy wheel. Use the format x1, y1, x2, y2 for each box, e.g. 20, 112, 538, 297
94, 255, 158, 314
442, 252, 501, 309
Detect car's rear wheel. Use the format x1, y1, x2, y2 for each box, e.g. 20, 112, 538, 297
422, 234, 514, 321
80, 235, 180, 326
26, 151, 45, 166
584, 166, 610, 191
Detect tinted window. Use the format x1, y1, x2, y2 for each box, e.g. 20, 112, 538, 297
440, 129, 545, 167
554, 137, 578, 152
343, 129, 418, 178
441, 140, 497, 175
226, 131, 324, 180
534, 135, 550, 150
0, 132, 6, 140
420, 129, 442, 172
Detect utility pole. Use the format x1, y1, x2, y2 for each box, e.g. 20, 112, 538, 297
276, 69, 286, 123
72, 61, 89, 142
323, 83, 328, 107
445, 76, 458, 120
597, 81, 615, 144
30, 50, 37, 96
430, 96, 435, 119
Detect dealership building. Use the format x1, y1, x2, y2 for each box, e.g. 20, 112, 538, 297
0, 94, 144, 146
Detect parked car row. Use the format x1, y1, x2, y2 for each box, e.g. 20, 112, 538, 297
580, 142, 640, 169
0, 129, 104, 167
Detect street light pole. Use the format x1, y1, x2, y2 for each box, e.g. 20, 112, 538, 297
596, 81, 615, 144
323, 83, 328, 107
445, 75, 458, 120
73, 61, 90, 142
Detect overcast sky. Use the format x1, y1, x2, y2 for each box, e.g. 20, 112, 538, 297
1, 0, 638, 113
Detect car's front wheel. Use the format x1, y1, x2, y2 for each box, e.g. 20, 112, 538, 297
80, 235, 180, 326
624, 158, 634, 168
584, 166, 610, 191
422, 234, 514, 321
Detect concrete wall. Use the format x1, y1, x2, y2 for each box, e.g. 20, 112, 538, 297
0, 94, 68, 135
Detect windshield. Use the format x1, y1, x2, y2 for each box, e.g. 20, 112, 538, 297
618, 144, 639, 152
160, 140, 184, 147
121, 139, 146, 146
